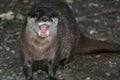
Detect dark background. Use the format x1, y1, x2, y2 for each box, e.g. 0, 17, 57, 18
0, 0, 120, 80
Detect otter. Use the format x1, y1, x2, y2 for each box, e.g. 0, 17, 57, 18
20, 0, 120, 80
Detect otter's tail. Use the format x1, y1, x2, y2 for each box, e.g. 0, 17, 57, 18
75, 34, 120, 54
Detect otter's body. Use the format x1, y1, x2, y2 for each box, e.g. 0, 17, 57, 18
20, 0, 120, 80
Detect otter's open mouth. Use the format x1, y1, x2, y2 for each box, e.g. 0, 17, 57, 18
38, 22, 51, 37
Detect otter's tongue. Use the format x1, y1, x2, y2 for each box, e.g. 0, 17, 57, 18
39, 24, 49, 37
40, 24, 48, 33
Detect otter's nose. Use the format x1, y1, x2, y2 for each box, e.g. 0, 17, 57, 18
40, 16, 49, 22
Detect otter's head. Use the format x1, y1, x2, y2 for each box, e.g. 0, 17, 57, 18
26, 7, 59, 38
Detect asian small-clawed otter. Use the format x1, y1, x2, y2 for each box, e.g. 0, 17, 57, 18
20, 0, 120, 80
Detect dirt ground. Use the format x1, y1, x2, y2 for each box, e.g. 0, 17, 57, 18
0, 0, 120, 80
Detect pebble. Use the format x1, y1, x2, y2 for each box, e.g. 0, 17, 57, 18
117, 16, 120, 22
11, 50, 15, 54
19, 72, 23, 76
116, 0, 119, 2
94, 19, 100, 23
5, 47, 11, 51
12, 73, 16, 77
97, 37, 107, 41
2, 76, 6, 78
108, 61, 117, 67
104, 22, 108, 25
0, 69, 2, 73
85, 77, 90, 80
105, 72, 111, 76
15, 32, 20, 35
89, 29, 98, 35
7, 76, 14, 79
95, 54, 101, 58
0, 46, 3, 50
3, 64, 7, 67
88, 2, 99, 7
6, 56, 10, 59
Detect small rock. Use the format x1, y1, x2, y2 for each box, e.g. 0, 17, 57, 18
89, 29, 98, 34
15, 32, 20, 35
105, 72, 111, 76
7, 76, 14, 79
85, 77, 90, 80
12, 73, 16, 77
65, 0, 73, 4
3, 46, 11, 51
0, 69, 2, 73
0, 46, 3, 49
97, 37, 107, 41
7, 56, 10, 59
95, 54, 101, 58
116, 0, 119, 2
104, 22, 108, 25
6, 47, 11, 51
11, 50, 15, 54
3, 64, 7, 67
94, 19, 100, 23
16, 13, 24, 20
88, 2, 99, 7
117, 16, 120, 22
22, 0, 30, 3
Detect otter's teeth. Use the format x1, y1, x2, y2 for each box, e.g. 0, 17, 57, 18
38, 31, 49, 37
38, 22, 52, 26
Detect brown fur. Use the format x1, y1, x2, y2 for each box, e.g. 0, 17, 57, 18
20, 0, 120, 80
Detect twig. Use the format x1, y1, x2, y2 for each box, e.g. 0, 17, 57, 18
86, 9, 120, 18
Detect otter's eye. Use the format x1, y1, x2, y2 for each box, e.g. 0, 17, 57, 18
50, 12, 59, 18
